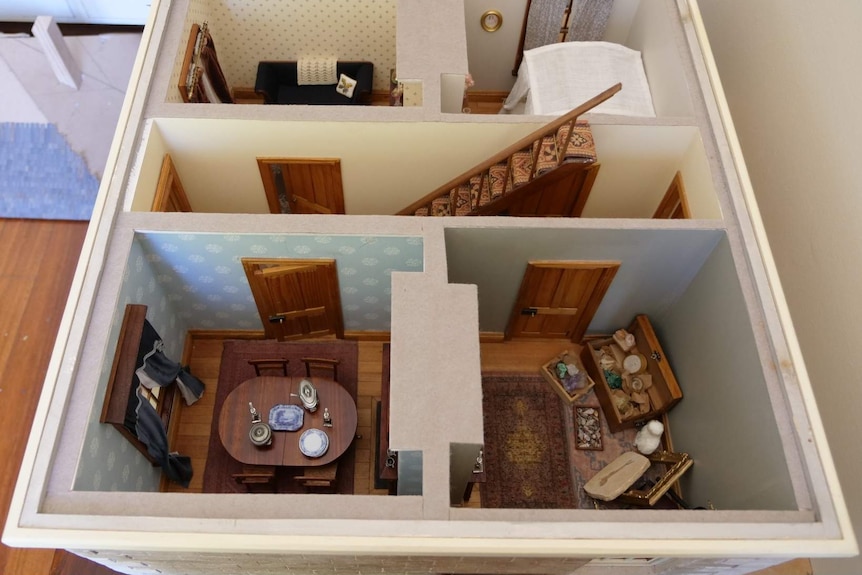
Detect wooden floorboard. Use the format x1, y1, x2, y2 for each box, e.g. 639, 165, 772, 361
0, 219, 121, 575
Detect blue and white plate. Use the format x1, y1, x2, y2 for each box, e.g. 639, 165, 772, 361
268, 404, 304, 431
299, 428, 329, 458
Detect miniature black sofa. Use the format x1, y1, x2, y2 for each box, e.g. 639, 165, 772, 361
254, 61, 374, 105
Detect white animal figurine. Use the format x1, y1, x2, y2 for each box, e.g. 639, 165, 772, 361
634, 419, 664, 455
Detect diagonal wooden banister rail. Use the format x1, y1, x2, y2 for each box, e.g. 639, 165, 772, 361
396, 83, 621, 216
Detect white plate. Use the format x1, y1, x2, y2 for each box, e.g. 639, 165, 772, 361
298, 428, 329, 458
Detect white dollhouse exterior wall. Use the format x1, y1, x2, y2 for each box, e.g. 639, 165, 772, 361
2, 0, 856, 574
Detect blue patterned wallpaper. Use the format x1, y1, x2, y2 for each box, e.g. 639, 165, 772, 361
75, 239, 188, 492
136, 232, 424, 332
75, 232, 423, 492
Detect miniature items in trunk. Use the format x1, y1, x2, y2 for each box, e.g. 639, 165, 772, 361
581, 314, 683, 432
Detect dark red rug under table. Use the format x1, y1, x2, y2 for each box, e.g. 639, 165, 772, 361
202, 339, 358, 494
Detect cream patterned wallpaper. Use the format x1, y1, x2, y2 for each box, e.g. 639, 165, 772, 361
166, 0, 214, 103
168, 0, 396, 99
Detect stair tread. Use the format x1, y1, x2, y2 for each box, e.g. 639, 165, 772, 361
556, 121, 597, 163
453, 184, 472, 216
510, 149, 534, 188
406, 121, 597, 216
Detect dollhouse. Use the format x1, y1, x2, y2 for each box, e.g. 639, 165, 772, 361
3, 1, 855, 574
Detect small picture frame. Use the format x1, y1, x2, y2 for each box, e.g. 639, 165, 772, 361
576, 406, 603, 450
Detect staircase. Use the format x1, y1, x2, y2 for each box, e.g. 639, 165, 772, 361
397, 84, 621, 217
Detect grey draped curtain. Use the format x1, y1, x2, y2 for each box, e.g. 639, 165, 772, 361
567, 0, 615, 42
136, 342, 205, 406
523, 0, 615, 53
523, 0, 571, 52
135, 389, 193, 487
133, 341, 205, 487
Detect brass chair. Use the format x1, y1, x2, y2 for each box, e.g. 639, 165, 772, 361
232, 465, 277, 493
294, 461, 339, 492
301, 357, 339, 381
248, 358, 289, 376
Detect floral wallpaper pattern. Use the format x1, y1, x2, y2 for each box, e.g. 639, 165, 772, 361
75, 231, 422, 492
137, 232, 423, 331
74, 239, 188, 492
168, 0, 396, 101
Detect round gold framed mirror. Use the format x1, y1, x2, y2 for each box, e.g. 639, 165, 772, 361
481, 10, 503, 32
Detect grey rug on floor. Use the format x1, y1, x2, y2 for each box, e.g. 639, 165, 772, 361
0, 123, 99, 220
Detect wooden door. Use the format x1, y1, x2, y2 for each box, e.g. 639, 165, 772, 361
242, 258, 344, 340
653, 171, 691, 219
151, 154, 193, 212
506, 261, 620, 342
257, 158, 345, 215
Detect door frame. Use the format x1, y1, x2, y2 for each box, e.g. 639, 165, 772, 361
653, 171, 691, 219
151, 153, 193, 212
257, 157, 345, 215
505, 260, 620, 342
242, 257, 344, 340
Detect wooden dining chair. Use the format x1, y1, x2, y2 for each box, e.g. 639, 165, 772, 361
248, 358, 290, 376
232, 465, 277, 493
301, 357, 339, 381
294, 461, 339, 492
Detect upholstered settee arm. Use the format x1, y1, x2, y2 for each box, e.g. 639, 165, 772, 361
352, 63, 374, 102
254, 61, 299, 104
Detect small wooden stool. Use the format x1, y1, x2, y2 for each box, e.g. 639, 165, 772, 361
232, 465, 277, 493
294, 461, 339, 491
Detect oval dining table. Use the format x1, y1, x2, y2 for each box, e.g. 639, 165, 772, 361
218, 376, 357, 467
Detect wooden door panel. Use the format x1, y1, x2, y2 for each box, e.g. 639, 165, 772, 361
258, 158, 345, 215
151, 154, 193, 212
243, 258, 344, 340
653, 171, 691, 219
507, 261, 619, 342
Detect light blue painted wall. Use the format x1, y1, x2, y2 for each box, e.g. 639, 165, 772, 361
444, 227, 723, 334
655, 238, 795, 510
74, 232, 423, 492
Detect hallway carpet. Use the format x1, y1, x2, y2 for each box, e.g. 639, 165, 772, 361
0, 123, 99, 220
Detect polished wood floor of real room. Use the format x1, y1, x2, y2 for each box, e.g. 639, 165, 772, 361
0, 218, 811, 575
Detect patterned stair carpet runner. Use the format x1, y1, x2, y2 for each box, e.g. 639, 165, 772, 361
0, 123, 99, 220
412, 121, 596, 216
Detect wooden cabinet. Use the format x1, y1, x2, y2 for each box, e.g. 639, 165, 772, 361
581, 314, 682, 432
100, 304, 178, 465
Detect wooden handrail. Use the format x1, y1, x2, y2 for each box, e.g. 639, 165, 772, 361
397, 83, 621, 216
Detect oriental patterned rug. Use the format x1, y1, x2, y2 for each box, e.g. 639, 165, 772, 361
480, 373, 576, 509
202, 339, 358, 494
